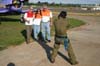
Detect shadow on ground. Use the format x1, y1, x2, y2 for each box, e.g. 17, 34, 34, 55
21, 29, 27, 42
21, 30, 71, 64
37, 40, 71, 64
7, 62, 15, 66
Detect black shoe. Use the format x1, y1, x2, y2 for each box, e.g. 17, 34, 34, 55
47, 40, 51, 42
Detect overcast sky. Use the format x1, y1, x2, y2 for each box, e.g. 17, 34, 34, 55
29, 0, 100, 4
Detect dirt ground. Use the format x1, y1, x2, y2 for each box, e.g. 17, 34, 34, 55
0, 15, 100, 66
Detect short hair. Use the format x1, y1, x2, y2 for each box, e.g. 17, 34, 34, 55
29, 5, 33, 10
58, 11, 67, 19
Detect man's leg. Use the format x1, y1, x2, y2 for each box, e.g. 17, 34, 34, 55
51, 44, 60, 63
67, 40, 78, 65
26, 26, 31, 44
30, 25, 32, 35
46, 22, 51, 41
41, 22, 46, 41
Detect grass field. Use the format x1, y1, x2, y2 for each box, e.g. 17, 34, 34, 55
0, 15, 25, 50
0, 15, 85, 50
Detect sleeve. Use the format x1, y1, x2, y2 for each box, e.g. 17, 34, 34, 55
50, 11, 53, 18
24, 13, 27, 19
20, 14, 24, 22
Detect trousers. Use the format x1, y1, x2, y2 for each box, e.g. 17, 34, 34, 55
51, 36, 77, 64
26, 25, 32, 43
41, 22, 51, 40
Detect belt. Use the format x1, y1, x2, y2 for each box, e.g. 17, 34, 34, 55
42, 22, 49, 23
55, 35, 67, 38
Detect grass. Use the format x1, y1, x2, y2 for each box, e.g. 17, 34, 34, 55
68, 18, 85, 28
0, 15, 25, 50
0, 15, 85, 50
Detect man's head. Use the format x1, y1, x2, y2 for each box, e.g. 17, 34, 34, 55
42, 4, 48, 11
58, 11, 67, 19
29, 5, 33, 11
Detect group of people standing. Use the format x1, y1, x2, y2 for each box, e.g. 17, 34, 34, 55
23, 5, 52, 44
22, 5, 78, 65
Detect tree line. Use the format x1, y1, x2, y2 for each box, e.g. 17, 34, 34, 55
24, 1, 81, 7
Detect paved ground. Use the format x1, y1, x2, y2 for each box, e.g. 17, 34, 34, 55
0, 15, 100, 66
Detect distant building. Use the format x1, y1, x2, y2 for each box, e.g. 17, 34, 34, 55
81, 4, 100, 11
92, 4, 100, 10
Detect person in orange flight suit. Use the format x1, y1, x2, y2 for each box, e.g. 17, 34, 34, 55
41, 5, 53, 43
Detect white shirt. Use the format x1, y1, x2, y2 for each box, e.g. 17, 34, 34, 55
33, 18, 41, 25
24, 13, 34, 25
41, 12, 52, 22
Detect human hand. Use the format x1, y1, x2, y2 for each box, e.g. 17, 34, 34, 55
27, 20, 30, 23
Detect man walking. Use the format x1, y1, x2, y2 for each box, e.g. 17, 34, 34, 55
41, 5, 53, 42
